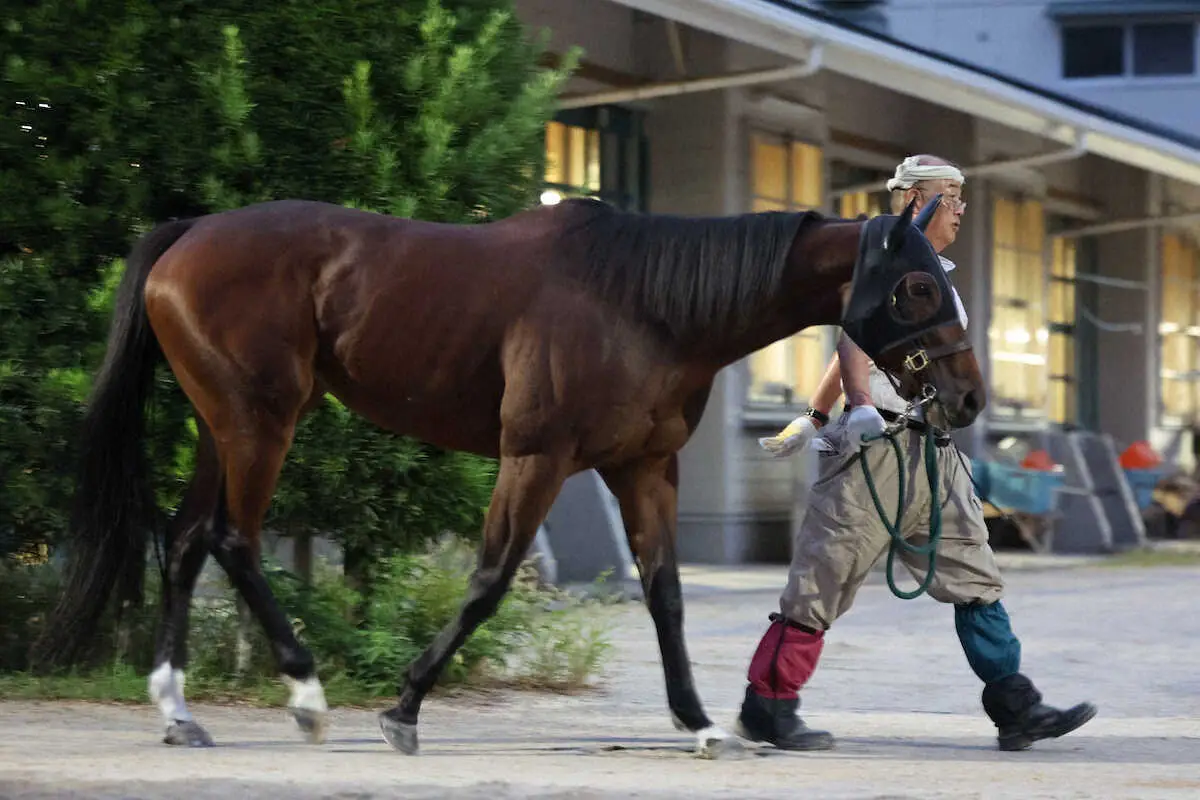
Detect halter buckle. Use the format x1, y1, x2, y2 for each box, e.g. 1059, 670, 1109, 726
903, 350, 930, 373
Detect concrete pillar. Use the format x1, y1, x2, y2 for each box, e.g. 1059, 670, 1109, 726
1087, 160, 1152, 448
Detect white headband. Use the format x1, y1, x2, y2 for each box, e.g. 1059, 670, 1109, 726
886, 156, 965, 192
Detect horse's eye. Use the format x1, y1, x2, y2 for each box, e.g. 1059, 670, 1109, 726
889, 274, 943, 324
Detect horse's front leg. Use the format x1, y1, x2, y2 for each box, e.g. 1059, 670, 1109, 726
378, 451, 571, 754
601, 454, 744, 759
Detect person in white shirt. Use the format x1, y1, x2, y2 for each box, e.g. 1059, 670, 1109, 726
736, 155, 1097, 753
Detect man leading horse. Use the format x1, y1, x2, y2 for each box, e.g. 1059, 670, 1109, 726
738, 154, 1098, 752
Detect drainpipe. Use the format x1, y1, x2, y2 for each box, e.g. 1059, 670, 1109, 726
828, 132, 1089, 198
963, 132, 1088, 179
555, 43, 824, 110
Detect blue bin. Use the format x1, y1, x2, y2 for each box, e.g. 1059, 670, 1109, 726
970, 458, 991, 498
1123, 467, 1167, 510
970, 459, 1064, 515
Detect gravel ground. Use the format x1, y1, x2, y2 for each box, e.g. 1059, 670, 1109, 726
3, 559, 1199, 799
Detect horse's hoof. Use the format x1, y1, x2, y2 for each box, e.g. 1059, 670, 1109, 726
164, 720, 214, 747
695, 727, 747, 761
291, 707, 328, 745
378, 711, 419, 755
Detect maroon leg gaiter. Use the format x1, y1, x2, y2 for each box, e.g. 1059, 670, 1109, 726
746, 616, 824, 700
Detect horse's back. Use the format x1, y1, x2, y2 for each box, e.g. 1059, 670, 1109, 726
144, 198, 565, 453
143, 197, 704, 464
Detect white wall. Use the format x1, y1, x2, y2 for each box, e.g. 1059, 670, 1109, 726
887, 0, 1058, 79
886, 0, 1200, 140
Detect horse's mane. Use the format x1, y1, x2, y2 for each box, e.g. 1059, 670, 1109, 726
556, 198, 821, 345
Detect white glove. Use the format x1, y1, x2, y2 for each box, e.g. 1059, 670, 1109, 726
758, 415, 819, 458
844, 404, 887, 445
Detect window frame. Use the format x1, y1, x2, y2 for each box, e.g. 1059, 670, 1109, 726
1047, 233, 1079, 426
743, 129, 834, 414
1059, 17, 1200, 82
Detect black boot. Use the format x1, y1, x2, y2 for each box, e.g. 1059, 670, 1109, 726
735, 685, 835, 750
983, 673, 1097, 751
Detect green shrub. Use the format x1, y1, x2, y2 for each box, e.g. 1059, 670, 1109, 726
2, 0, 576, 583
0, 560, 61, 670
0, 537, 615, 701
267, 536, 614, 693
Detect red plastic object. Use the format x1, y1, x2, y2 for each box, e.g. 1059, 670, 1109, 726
1118, 440, 1162, 469
1020, 449, 1058, 471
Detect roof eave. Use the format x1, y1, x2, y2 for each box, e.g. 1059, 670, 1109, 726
606, 0, 1200, 187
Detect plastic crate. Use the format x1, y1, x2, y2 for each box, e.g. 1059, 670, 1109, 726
1123, 467, 1167, 510
970, 459, 1064, 515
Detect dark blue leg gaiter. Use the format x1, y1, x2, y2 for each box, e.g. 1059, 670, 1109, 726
954, 601, 1021, 684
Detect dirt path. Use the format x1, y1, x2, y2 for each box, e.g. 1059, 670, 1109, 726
4, 563, 1199, 799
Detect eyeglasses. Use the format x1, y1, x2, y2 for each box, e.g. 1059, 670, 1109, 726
916, 187, 966, 213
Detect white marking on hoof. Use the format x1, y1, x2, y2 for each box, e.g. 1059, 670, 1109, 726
284, 674, 329, 713
148, 662, 193, 725
695, 725, 747, 760
283, 675, 329, 744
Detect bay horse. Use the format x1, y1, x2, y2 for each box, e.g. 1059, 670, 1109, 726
32, 193, 983, 757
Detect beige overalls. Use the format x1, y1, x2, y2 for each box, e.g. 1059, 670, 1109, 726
779, 364, 1005, 630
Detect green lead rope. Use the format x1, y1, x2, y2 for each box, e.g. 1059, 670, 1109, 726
858, 426, 942, 600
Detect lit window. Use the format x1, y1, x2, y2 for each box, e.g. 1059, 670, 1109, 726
839, 191, 883, 220
746, 132, 832, 406
989, 196, 1048, 420
1159, 233, 1200, 425
540, 109, 646, 211
543, 120, 600, 201
750, 133, 823, 212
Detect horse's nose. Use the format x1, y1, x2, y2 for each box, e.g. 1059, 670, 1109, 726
962, 387, 985, 418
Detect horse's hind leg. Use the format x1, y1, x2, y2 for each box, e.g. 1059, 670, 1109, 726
205, 405, 329, 744
147, 264, 326, 743
148, 416, 221, 747
601, 455, 744, 759
378, 452, 570, 754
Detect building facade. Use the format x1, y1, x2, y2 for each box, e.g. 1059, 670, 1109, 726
514, 0, 1200, 563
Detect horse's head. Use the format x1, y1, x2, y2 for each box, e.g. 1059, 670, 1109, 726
841, 196, 985, 429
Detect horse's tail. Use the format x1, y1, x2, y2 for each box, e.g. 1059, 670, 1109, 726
30, 218, 197, 671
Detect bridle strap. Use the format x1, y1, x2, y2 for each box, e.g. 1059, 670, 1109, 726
878, 321, 974, 373
915, 338, 974, 363
875, 324, 974, 397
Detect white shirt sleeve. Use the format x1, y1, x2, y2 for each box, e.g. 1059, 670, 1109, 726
951, 284, 968, 330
